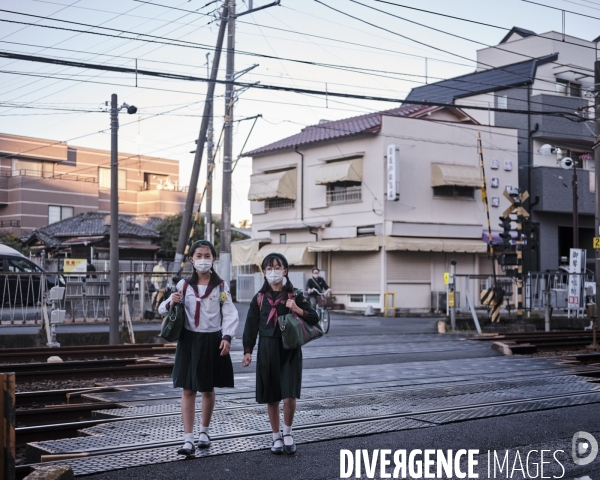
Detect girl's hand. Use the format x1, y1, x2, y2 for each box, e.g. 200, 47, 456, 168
170, 292, 182, 306
242, 353, 252, 367
286, 298, 302, 315
219, 339, 230, 356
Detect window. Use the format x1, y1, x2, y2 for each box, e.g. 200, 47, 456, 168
497, 95, 508, 110
7, 258, 42, 273
49, 205, 74, 224
433, 185, 475, 199
365, 294, 380, 304
144, 172, 170, 190
265, 197, 295, 211
556, 80, 581, 97
280, 233, 287, 244
12, 159, 53, 177
349, 294, 380, 304
326, 181, 362, 205
98, 167, 126, 190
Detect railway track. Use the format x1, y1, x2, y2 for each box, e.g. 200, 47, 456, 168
0, 343, 176, 363
470, 330, 598, 354
14, 370, 600, 478
0, 344, 176, 383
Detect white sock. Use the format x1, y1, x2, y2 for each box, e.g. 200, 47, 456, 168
283, 424, 293, 446
272, 431, 283, 447
199, 425, 210, 441
183, 433, 194, 445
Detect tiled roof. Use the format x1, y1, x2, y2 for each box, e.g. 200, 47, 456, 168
22, 212, 161, 246
405, 54, 558, 105
243, 104, 435, 156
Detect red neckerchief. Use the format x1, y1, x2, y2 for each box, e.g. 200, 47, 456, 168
189, 283, 217, 327
265, 292, 286, 327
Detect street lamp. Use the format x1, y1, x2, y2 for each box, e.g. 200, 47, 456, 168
108, 94, 137, 345
539, 144, 578, 249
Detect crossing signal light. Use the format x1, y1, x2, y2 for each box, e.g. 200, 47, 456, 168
499, 216, 512, 248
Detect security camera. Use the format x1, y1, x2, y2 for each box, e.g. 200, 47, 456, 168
560, 157, 575, 170
120, 102, 137, 114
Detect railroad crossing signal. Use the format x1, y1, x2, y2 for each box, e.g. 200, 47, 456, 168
502, 189, 529, 218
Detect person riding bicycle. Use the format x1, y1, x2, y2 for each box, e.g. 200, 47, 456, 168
305, 267, 330, 308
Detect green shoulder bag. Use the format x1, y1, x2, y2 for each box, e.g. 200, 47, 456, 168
159, 281, 189, 342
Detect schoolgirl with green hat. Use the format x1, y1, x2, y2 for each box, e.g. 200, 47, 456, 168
242, 252, 319, 454
158, 240, 239, 456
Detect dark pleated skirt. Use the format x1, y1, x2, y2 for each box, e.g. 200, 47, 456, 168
172, 328, 234, 392
256, 335, 302, 404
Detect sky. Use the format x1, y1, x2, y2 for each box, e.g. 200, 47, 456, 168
0, 0, 599, 225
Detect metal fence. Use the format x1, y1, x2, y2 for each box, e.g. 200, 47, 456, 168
450, 271, 594, 318
0, 271, 181, 325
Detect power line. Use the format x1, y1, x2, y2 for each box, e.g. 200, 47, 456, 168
0, 5, 589, 105
0, 51, 587, 121
313, 0, 596, 93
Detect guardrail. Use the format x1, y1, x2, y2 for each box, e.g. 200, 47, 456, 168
0, 271, 181, 325
450, 271, 594, 318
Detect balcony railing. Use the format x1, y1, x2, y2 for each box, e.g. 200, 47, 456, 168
326, 186, 362, 205
7, 170, 96, 183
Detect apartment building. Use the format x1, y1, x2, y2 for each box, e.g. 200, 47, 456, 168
0, 133, 188, 235
234, 105, 518, 312
406, 27, 596, 271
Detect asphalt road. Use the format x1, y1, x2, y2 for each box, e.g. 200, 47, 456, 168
38, 308, 593, 480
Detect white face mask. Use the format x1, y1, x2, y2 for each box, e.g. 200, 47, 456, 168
266, 270, 284, 285
312, 274, 319, 279
194, 259, 212, 273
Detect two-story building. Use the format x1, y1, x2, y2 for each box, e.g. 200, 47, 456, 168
406, 27, 596, 272
0, 133, 189, 236
235, 105, 518, 312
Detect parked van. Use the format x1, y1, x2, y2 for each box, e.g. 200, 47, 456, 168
0, 244, 63, 306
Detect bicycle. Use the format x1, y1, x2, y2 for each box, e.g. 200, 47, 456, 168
311, 290, 331, 334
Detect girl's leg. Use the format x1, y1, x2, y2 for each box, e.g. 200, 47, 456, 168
283, 397, 296, 426
181, 389, 197, 434
178, 389, 196, 454
198, 391, 215, 446
282, 397, 297, 449
267, 401, 281, 432
268, 401, 284, 452
201, 391, 215, 428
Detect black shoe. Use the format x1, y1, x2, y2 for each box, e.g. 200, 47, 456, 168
271, 437, 284, 455
177, 441, 195, 456
283, 434, 296, 455
197, 433, 211, 449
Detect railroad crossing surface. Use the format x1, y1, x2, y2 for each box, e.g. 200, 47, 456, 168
21, 311, 600, 479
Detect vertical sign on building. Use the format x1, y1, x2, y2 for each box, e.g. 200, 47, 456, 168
568, 248, 585, 313
387, 144, 400, 201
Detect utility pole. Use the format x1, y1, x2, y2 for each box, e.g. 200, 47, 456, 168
175, 4, 228, 266
595, 60, 600, 313
573, 162, 579, 249
206, 52, 214, 244
109, 94, 120, 345
220, 0, 236, 286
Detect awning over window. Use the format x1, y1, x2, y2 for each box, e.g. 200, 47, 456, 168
231, 238, 271, 266
385, 236, 487, 253
248, 169, 297, 201
431, 164, 482, 188
315, 158, 363, 185
257, 243, 315, 266
308, 235, 380, 252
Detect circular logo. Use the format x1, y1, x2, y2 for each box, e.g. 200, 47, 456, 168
572, 432, 598, 466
